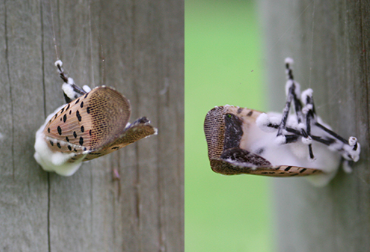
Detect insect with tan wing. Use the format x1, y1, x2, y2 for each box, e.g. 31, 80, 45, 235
34, 60, 157, 176
204, 58, 360, 187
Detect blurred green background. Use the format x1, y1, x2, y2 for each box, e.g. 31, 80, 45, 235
185, 0, 273, 251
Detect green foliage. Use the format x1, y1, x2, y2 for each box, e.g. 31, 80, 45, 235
185, 0, 273, 251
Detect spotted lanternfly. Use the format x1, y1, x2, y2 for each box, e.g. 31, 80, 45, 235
34, 60, 157, 176
204, 58, 360, 187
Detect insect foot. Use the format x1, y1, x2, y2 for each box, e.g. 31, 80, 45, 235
204, 58, 360, 187
34, 60, 157, 176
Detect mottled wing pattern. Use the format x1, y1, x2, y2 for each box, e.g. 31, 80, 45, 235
83, 117, 157, 161
43, 86, 131, 162
204, 106, 322, 177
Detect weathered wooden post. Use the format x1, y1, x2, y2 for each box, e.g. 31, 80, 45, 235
260, 1, 370, 251
0, 0, 183, 251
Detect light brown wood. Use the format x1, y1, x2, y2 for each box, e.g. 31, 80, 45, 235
0, 0, 183, 251
260, 0, 370, 251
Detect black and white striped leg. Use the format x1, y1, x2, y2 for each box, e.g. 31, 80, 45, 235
279, 58, 314, 159
314, 122, 360, 162
54, 60, 88, 103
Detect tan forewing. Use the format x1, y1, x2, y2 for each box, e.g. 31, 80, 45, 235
43, 86, 131, 160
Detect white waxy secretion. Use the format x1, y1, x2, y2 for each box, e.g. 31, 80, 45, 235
34, 106, 87, 176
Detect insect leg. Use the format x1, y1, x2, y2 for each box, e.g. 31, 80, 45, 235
299, 81, 359, 164
285, 58, 314, 159
54, 60, 86, 103
256, 114, 304, 144
278, 58, 314, 158
314, 122, 360, 162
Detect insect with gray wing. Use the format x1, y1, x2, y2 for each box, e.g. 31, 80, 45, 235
204, 58, 360, 187
34, 60, 157, 176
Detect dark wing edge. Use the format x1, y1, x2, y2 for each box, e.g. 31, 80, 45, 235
82, 116, 157, 161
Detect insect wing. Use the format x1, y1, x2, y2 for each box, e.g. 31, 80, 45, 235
204, 106, 322, 177
83, 117, 157, 161
43, 86, 131, 160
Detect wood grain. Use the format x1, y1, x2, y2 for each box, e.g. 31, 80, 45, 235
260, 0, 370, 251
0, 0, 183, 251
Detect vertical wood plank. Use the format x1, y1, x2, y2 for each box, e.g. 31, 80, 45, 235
260, 0, 370, 251
0, 0, 48, 251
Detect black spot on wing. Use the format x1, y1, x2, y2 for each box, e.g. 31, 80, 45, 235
80, 101, 84, 108
79, 137, 84, 145
81, 126, 84, 132
57, 142, 61, 149
63, 114, 67, 123
50, 140, 54, 146
76, 110, 82, 121
247, 110, 253, 116
68, 145, 72, 151
73, 131, 77, 138
87, 107, 91, 114
284, 166, 292, 171
66, 136, 69, 142
57, 126, 62, 135
75, 98, 80, 104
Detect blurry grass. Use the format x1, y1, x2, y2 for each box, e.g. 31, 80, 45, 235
185, 0, 273, 251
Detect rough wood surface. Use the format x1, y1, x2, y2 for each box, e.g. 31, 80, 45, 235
0, 0, 183, 251
260, 1, 369, 251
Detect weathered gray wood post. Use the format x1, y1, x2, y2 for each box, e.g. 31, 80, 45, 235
260, 1, 369, 251
0, 0, 183, 251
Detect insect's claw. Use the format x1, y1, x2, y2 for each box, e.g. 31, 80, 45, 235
55, 60, 63, 69
348, 136, 358, 148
